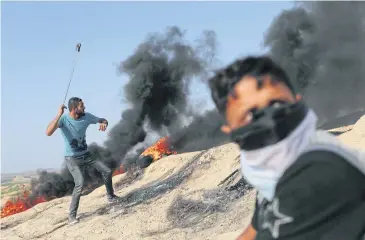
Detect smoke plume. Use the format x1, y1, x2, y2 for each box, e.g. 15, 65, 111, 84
264, 1, 365, 125
91, 26, 218, 164
169, 110, 227, 152
30, 26, 219, 199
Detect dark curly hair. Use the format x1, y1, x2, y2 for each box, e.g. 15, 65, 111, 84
208, 56, 296, 114
68, 97, 83, 111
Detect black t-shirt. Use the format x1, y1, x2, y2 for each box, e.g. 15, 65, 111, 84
251, 150, 365, 240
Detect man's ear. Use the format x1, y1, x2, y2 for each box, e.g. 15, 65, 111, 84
295, 94, 302, 101
221, 125, 231, 134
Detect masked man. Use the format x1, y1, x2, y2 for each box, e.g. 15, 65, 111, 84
46, 97, 120, 225
208, 56, 365, 240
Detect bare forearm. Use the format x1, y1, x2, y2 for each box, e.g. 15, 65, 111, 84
236, 224, 257, 240
46, 114, 62, 136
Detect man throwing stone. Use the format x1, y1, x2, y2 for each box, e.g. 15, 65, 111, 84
46, 97, 120, 225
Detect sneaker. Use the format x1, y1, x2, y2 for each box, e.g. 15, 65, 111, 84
107, 194, 121, 204
68, 216, 79, 225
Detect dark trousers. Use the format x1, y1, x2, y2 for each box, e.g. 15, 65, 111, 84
65, 152, 114, 218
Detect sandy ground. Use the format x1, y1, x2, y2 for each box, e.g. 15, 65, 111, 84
2, 113, 365, 240
1, 144, 256, 240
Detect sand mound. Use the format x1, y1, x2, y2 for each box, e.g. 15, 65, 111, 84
336, 115, 365, 150
2, 114, 365, 240
1, 144, 256, 240
319, 110, 365, 131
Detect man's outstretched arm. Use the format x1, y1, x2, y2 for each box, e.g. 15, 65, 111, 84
86, 112, 108, 131
46, 104, 66, 136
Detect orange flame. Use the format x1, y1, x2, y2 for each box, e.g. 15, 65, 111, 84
112, 164, 126, 177
140, 136, 177, 161
112, 136, 177, 176
1, 191, 47, 218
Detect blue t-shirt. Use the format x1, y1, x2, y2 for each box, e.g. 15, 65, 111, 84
58, 112, 101, 157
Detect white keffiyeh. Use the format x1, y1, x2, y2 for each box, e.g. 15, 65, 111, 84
240, 109, 318, 201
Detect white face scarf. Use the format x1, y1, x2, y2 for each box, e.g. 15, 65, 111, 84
240, 109, 318, 201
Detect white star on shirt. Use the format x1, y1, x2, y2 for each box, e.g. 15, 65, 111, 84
262, 198, 294, 239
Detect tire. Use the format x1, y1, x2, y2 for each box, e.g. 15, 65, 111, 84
137, 155, 154, 168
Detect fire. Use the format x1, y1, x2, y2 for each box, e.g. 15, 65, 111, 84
112, 136, 177, 175
112, 164, 126, 177
140, 136, 177, 161
1, 191, 47, 218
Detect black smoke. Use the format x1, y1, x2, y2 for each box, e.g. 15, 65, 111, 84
90, 26, 219, 163
30, 167, 74, 199
170, 1, 365, 151
29, 26, 221, 200
264, 1, 365, 125
168, 110, 227, 153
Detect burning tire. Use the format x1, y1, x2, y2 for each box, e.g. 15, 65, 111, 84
137, 155, 154, 168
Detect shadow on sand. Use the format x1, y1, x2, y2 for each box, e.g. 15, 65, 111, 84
319, 110, 365, 130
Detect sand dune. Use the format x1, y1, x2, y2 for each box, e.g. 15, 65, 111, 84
1, 145, 256, 240
2, 114, 365, 240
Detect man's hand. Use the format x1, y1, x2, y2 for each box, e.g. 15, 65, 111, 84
58, 104, 67, 116
97, 118, 108, 131
99, 123, 108, 131
236, 224, 257, 240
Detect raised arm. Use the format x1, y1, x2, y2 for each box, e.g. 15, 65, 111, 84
46, 104, 66, 136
